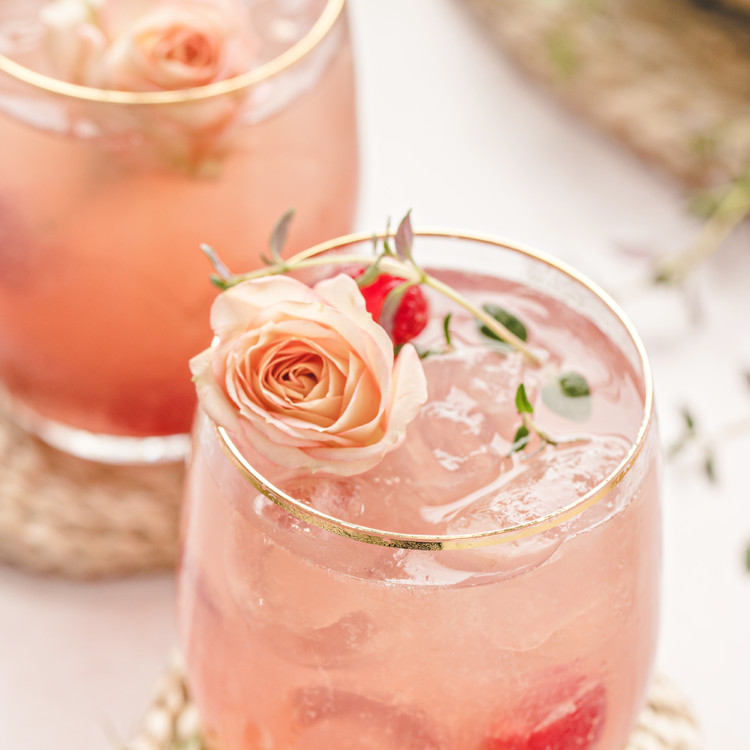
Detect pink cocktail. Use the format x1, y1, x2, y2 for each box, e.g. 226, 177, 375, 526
178, 232, 661, 749
0, 0, 357, 461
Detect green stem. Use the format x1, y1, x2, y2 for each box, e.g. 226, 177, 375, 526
654, 177, 750, 285
424, 275, 540, 365
522, 413, 589, 447
225, 254, 416, 285
222, 254, 541, 365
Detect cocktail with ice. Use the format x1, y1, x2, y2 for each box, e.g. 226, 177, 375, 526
0, 0, 357, 462
178, 227, 660, 749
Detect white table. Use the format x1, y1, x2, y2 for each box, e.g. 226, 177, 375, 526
2, 1, 749, 748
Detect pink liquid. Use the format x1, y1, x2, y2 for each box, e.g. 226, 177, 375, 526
0, 3, 357, 439
178, 266, 661, 750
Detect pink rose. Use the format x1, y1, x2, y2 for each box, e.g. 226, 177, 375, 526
190, 275, 429, 477
39, 0, 258, 165
40, 0, 255, 91
99, 0, 255, 92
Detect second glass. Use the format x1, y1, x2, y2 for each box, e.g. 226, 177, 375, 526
0, 0, 358, 462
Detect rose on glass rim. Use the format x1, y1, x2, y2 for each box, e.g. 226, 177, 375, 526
190, 274, 429, 477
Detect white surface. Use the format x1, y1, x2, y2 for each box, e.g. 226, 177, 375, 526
2, 1, 749, 748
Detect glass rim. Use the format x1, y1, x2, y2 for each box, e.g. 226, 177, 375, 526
0, 0, 345, 105
214, 228, 655, 551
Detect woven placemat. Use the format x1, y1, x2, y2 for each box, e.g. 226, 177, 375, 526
464, 0, 750, 188
128, 656, 702, 750
0, 404, 183, 579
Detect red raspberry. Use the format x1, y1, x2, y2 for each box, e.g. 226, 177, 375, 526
482, 681, 606, 750
355, 272, 429, 345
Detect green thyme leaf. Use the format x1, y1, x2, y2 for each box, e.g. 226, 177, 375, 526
379, 281, 411, 339
515, 383, 534, 414
510, 424, 530, 453
209, 274, 230, 290
269, 208, 295, 262
443, 313, 453, 347
394, 210, 414, 262
356, 262, 384, 288
479, 304, 528, 343
682, 407, 696, 432
559, 372, 591, 398
542, 372, 592, 423
201, 243, 232, 279
704, 451, 716, 482
382, 217, 394, 256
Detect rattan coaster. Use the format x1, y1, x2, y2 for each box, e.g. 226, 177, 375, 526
0, 404, 183, 579
463, 0, 750, 188
128, 655, 702, 750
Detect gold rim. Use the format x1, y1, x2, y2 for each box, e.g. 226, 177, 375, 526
215, 229, 655, 551
0, 0, 345, 104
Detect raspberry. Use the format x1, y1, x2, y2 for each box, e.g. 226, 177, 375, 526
482, 680, 606, 750
355, 272, 429, 346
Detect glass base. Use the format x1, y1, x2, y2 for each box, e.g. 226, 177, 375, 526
4, 395, 190, 465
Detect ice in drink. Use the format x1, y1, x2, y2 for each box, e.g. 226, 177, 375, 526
178, 234, 661, 750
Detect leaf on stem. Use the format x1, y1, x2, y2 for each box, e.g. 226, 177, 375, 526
542, 371, 592, 422
394, 210, 414, 262
379, 281, 411, 340
479, 304, 528, 343
515, 383, 534, 414
510, 424, 531, 453
201, 243, 233, 287
267, 208, 295, 264
443, 313, 453, 347
356, 262, 385, 289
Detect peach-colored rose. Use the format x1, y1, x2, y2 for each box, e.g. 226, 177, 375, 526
99, 0, 255, 92
39, 0, 257, 167
41, 0, 255, 91
190, 275, 429, 477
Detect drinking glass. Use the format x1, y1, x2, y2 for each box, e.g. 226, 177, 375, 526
177, 231, 661, 750
0, 0, 357, 462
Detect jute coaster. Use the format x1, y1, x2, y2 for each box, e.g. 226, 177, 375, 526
128, 655, 702, 750
0, 405, 183, 579
463, 0, 750, 188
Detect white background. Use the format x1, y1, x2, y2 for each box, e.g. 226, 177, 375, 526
2, 1, 749, 748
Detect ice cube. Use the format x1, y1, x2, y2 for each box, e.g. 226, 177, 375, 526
226, 500, 379, 668
446, 436, 629, 534
356, 348, 530, 525
291, 688, 445, 750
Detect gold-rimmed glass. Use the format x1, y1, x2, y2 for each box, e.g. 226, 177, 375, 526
177, 231, 661, 750
0, 0, 357, 463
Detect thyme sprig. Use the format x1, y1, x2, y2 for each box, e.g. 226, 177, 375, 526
202, 212, 540, 365
653, 171, 750, 286
510, 384, 590, 457
668, 406, 750, 482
